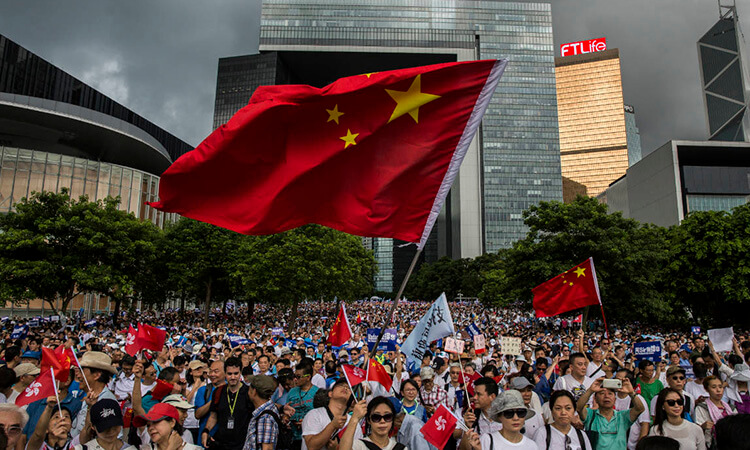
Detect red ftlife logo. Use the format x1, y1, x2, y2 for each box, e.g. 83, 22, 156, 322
560, 37, 607, 57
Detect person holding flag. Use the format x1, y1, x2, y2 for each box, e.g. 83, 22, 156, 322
340, 397, 403, 450
26, 395, 75, 450
71, 351, 118, 439
301, 378, 362, 450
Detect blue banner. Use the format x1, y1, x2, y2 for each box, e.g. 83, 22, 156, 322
366, 328, 398, 351
284, 339, 296, 348
272, 327, 284, 336
691, 326, 701, 335
11, 325, 28, 339
84, 319, 97, 328
466, 323, 481, 337
28, 319, 41, 328
633, 341, 662, 361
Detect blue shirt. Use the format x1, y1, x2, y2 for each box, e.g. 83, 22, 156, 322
195, 384, 219, 437
285, 386, 318, 441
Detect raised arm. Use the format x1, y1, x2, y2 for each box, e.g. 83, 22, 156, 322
577, 377, 604, 421
338, 400, 366, 450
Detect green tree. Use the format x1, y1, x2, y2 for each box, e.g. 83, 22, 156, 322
406, 253, 501, 301
235, 225, 375, 330
667, 204, 750, 327
163, 218, 242, 326
481, 196, 674, 324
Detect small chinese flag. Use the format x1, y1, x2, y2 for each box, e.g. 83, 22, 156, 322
149, 60, 507, 250
341, 364, 367, 387
573, 314, 583, 323
356, 313, 362, 325
41, 346, 74, 382
532, 257, 602, 318
420, 404, 458, 449
149, 379, 174, 401
326, 304, 352, 347
125, 325, 139, 356
136, 323, 167, 352
16, 369, 56, 407
366, 358, 393, 393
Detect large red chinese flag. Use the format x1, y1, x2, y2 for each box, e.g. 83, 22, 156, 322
136, 323, 167, 352
532, 257, 602, 318
326, 304, 352, 347
420, 404, 458, 449
149, 60, 507, 249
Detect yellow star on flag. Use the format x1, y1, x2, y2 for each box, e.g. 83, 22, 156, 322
385, 74, 441, 123
574, 267, 586, 277
340, 129, 359, 148
363, 72, 378, 78
326, 105, 344, 124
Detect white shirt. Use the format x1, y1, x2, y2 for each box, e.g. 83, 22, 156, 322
301, 406, 364, 450
533, 425, 591, 450
553, 375, 594, 401
114, 372, 135, 402
523, 411, 544, 442
614, 394, 650, 450
684, 381, 708, 401
480, 431, 538, 449
649, 420, 706, 450
586, 361, 604, 378
312, 373, 327, 390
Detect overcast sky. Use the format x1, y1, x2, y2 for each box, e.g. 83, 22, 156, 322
1, 0, 748, 154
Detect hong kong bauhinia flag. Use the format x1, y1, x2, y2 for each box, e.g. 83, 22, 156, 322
326, 304, 352, 346
124, 325, 139, 356
532, 257, 602, 318
16, 369, 56, 407
149, 60, 507, 249
420, 404, 459, 449
136, 323, 167, 352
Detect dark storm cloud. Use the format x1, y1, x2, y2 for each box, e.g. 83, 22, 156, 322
1, 0, 746, 153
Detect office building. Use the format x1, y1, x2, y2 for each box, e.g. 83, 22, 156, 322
555, 48, 634, 199
0, 33, 192, 315
624, 105, 642, 166
600, 140, 750, 226
698, 3, 750, 141
214, 0, 563, 292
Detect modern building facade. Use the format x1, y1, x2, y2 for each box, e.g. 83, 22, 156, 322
600, 140, 750, 226
0, 33, 193, 315
214, 0, 563, 292
697, 3, 750, 141
555, 48, 636, 199
624, 105, 642, 166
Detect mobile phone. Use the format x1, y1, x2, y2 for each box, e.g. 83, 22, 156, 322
602, 379, 622, 390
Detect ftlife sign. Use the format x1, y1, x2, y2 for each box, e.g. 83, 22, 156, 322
560, 37, 607, 57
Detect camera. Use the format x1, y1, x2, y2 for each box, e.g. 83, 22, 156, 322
601, 378, 622, 390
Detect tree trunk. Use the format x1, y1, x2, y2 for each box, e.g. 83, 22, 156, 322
246, 298, 255, 322
112, 297, 121, 328
287, 299, 299, 334
203, 278, 212, 327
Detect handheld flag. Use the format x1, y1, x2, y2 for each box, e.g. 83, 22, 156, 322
11, 325, 28, 340
532, 257, 601, 318
41, 346, 74, 382
400, 293, 455, 361
341, 364, 367, 387
356, 313, 362, 325
326, 304, 352, 347
124, 325, 139, 356
136, 323, 167, 352
420, 404, 459, 449
149, 60, 507, 250
465, 323, 481, 337
16, 369, 56, 407
573, 314, 583, 324
366, 359, 393, 393
150, 379, 174, 401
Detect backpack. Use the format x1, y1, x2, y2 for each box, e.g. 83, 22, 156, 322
256, 409, 293, 450
360, 440, 405, 450
545, 423, 587, 450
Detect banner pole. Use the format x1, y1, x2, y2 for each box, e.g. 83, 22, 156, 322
369, 247, 422, 358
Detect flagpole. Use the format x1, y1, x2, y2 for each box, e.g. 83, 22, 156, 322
599, 302, 611, 339
454, 336, 471, 413
51, 368, 63, 419
71, 351, 92, 392
370, 247, 422, 358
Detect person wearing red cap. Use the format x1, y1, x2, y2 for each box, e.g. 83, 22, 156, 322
134, 403, 200, 450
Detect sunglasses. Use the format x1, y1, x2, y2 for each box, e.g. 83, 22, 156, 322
501, 409, 527, 419
665, 399, 685, 407
670, 376, 686, 381
370, 413, 394, 423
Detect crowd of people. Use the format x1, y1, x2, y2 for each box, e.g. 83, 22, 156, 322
0, 299, 746, 450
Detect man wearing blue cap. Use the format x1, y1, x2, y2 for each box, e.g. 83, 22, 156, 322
21, 350, 41, 367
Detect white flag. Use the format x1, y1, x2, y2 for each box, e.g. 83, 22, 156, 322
400, 293, 455, 361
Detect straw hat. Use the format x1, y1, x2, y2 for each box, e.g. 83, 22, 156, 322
78, 351, 117, 374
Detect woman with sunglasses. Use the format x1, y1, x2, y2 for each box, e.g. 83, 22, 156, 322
649, 388, 705, 449
466, 390, 538, 450
534, 390, 591, 450
340, 396, 406, 450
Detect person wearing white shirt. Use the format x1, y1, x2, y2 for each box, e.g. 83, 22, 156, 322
534, 390, 591, 450
302, 379, 363, 450
113, 360, 136, 407
553, 353, 594, 402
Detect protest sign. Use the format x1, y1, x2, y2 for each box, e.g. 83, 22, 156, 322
444, 337, 465, 354
633, 341, 662, 361
474, 334, 486, 354
708, 327, 734, 353
367, 328, 397, 351
500, 336, 522, 355
271, 327, 283, 336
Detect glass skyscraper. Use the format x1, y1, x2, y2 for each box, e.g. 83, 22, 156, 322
214, 0, 562, 292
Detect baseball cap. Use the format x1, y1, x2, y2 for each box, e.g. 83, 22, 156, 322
666, 365, 686, 377
133, 402, 180, 428
248, 375, 277, 398
90, 399, 124, 432
14, 363, 40, 377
